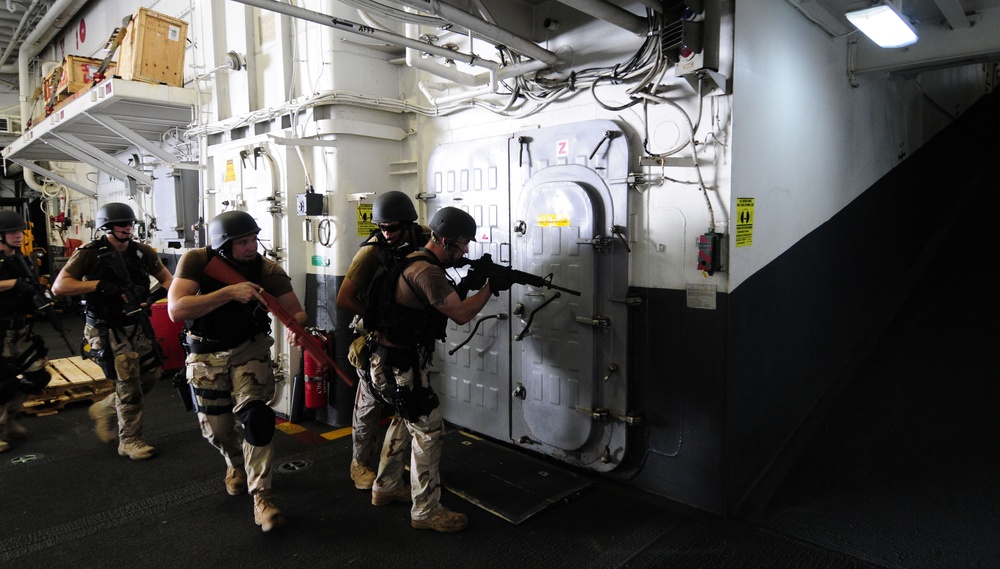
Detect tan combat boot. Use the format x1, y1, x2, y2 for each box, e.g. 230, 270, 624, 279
350, 458, 376, 490
4, 418, 27, 439
253, 489, 286, 532
371, 485, 412, 506
0, 440, 10, 453
225, 466, 248, 496
88, 397, 117, 443
118, 439, 156, 460
411, 507, 469, 532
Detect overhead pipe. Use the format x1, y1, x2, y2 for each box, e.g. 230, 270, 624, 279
230, 0, 500, 72
0, 0, 42, 68
403, 24, 553, 92
556, 0, 649, 36
393, 0, 561, 66
13, 0, 90, 192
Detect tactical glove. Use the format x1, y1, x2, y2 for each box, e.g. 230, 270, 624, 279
12, 278, 36, 296
488, 275, 514, 297
461, 266, 488, 292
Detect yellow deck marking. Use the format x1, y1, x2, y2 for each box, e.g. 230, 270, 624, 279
276, 422, 307, 435
321, 427, 354, 440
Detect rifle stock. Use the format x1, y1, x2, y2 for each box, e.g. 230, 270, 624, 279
9, 254, 75, 354
204, 256, 354, 388
457, 254, 581, 296
97, 250, 163, 365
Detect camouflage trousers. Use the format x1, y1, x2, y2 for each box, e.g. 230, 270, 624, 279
352, 374, 383, 467
185, 335, 276, 494
350, 335, 411, 469
369, 349, 444, 521
0, 327, 47, 431
84, 323, 159, 444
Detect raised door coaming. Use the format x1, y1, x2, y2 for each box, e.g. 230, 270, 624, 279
428, 120, 630, 472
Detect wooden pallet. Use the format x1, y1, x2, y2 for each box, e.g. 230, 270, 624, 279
21, 356, 113, 416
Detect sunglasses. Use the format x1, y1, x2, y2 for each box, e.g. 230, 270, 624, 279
378, 223, 402, 233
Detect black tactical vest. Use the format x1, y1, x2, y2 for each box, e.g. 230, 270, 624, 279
81, 238, 152, 324
187, 251, 272, 347
0, 254, 36, 319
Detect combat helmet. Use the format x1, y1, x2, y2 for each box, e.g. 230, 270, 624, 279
208, 210, 261, 250
372, 191, 417, 224
429, 207, 476, 241
0, 210, 26, 233
96, 203, 137, 230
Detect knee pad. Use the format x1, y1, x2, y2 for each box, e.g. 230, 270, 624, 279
237, 400, 276, 446
0, 378, 19, 405
19, 368, 52, 394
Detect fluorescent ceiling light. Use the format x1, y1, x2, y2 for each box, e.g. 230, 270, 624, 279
846, 1, 918, 48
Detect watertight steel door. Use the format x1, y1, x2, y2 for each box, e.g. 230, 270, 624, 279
426, 135, 513, 437
508, 120, 630, 472
426, 121, 630, 472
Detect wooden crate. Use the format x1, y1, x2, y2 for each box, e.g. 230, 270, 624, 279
117, 7, 188, 87
43, 55, 116, 104
21, 356, 112, 416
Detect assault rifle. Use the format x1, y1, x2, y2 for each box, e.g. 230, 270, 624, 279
456, 254, 582, 296
203, 256, 355, 388
97, 250, 163, 366
8, 253, 75, 354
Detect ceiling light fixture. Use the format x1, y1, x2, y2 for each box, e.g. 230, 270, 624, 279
846, 0, 918, 48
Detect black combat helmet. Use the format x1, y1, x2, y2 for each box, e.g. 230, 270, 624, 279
208, 210, 261, 250
429, 207, 476, 241
0, 210, 26, 233
372, 191, 417, 223
96, 203, 138, 230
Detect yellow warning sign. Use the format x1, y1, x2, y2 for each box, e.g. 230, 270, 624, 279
735, 197, 754, 248
537, 213, 570, 227
224, 159, 236, 183
357, 203, 375, 237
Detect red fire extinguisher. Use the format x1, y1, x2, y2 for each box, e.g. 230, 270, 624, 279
303, 330, 333, 409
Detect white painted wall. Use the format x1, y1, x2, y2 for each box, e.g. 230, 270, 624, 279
730, 0, 989, 290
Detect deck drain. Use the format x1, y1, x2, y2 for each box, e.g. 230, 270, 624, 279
9, 453, 43, 464
275, 458, 312, 473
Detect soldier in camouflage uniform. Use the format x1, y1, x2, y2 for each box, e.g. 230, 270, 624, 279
168, 210, 309, 533
0, 210, 51, 453
52, 203, 172, 460
368, 207, 510, 532
336, 191, 425, 490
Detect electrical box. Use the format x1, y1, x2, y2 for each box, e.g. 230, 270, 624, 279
696, 231, 722, 274
296, 192, 324, 216
676, 0, 720, 77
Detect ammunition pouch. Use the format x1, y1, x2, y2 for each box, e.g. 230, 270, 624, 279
372, 343, 439, 421
386, 383, 439, 422
347, 335, 370, 370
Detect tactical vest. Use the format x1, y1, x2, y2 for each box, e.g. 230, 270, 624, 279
81, 237, 152, 324
187, 251, 272, 348
0, 254, 36, 319
366, 249, 450, 348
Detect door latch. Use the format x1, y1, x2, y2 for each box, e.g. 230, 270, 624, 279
575, 315, 611, 329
